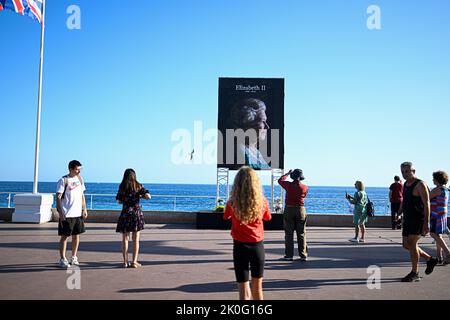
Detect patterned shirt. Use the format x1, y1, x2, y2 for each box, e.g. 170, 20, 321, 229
431, 187, 449, 218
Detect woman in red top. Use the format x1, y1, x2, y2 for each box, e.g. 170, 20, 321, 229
223, 166, 272, 300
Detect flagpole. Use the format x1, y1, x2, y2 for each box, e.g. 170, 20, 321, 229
33, 0, 46, 194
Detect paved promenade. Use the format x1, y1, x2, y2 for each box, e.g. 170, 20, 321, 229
0, 222, 449, 300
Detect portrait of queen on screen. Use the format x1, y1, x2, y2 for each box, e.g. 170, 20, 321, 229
217, 77, 284, 171
229, 98, 270, 170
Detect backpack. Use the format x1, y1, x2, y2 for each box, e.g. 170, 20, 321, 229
366, 196, 375, 217
61, 174, 84, 199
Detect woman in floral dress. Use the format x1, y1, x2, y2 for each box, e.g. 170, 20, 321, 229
116, 169, 151, 268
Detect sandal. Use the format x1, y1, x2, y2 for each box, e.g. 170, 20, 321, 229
130, 262, 142, 268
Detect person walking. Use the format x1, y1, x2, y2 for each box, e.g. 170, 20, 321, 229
56, 160, 88, 268
399, 162, 437, 282
223, 166, 272, 300
429, 171, 450, 265
278, 169, 309, 261
116, 169, 151, 268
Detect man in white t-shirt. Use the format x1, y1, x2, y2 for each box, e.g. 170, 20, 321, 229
56, 160, 88, 268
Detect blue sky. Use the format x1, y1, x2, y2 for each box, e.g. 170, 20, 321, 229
1, 0, 449, 187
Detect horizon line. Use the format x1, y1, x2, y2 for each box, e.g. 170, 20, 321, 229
0, 180, 390, 189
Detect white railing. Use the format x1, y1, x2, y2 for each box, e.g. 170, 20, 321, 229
83, 193, 218, 211
0, 191, 393, 214
0, 192, 217, 212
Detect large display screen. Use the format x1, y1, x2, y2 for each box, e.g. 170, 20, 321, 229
217, 78, 284, 170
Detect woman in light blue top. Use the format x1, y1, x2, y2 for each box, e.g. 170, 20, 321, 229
239, 145, 270, 170
345, 181, 368, 243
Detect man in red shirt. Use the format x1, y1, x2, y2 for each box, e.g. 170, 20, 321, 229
389, 175, 403, 230
278, 169, 309, 261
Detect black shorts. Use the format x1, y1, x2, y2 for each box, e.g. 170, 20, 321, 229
233, 240, 265, 283
402, 218, 424, 237
58, 217, 86, 236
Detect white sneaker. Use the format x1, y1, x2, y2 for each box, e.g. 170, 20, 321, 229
70, 256, 79, 266
59, 258, 70, 268
349, 237, 359, 243
359, 238, 365, 243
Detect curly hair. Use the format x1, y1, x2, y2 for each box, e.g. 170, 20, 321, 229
230, 98, 266, 130
229, 166, 265, 224
433, 171, 448, 185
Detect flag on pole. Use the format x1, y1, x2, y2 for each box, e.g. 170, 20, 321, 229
1, 0, 46, 195
0, 0, 43, 23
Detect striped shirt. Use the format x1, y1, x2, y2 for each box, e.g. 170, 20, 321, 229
431, 187, 449, 218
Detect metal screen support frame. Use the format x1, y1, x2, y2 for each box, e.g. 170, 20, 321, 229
271, 168, 284, 212
216, 168, 284, 212
216, 168, 229, 205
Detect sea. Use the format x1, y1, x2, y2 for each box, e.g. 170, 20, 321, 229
0, 181, 395, 215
